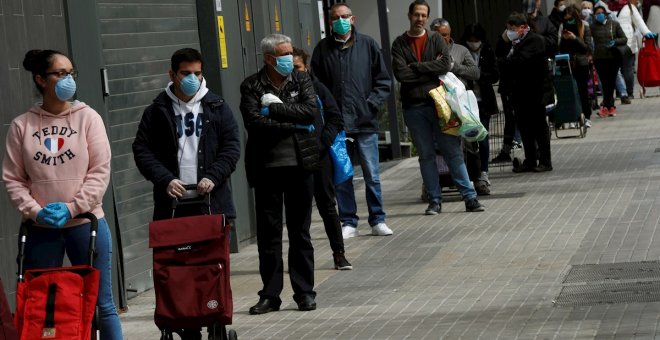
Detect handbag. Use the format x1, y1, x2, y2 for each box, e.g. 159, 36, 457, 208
610, 21, 632, 58
329, 130, 353, 185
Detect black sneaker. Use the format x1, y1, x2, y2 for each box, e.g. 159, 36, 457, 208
333, 252, 353, 270
621, 96, 632, 104
491, 151, 512, 163
425, 201, 441, 215
533, 164, 553, 172
465, 198, 485, 212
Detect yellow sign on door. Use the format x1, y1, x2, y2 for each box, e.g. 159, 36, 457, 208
274, 5, 280, 32
217, 16, 229, 68
244, 2, 251, 32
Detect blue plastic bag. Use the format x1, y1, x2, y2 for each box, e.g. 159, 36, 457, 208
329, 130, 353, 185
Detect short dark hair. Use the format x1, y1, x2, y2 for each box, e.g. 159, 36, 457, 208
554, 0, 564, 7
460, 23, 488, 44
408, 0, 430, 16
23, 49, 67, 94
329, 3, 351, 13
292, 47, 310, 66
507, 11, 529, 26
171, 48, 203, 73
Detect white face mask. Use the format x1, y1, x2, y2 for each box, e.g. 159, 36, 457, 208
467, 41, 482, 50
581, 8, 592, 19
506, 29, 520, 41
559, 5, 567, 11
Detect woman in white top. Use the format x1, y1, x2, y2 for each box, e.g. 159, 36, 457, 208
609, 0, 656, 97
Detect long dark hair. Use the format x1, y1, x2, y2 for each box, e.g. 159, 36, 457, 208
563, 5, 585, 39
460, 23, 489, 46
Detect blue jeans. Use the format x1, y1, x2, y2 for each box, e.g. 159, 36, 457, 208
336, 132, 386, 227
23, 218, 123, 340
403, 105, 477, 203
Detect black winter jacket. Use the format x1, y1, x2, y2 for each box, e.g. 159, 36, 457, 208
496, 31, 547, 99
391, 31, 452, 109
311, 29, 392, 133
558, 22, 593, 67
312, 76, 343, 160
465, 42, 500, 115
591, 19, 627, 60
132, 91, 241, 220
239, 68, 320, 186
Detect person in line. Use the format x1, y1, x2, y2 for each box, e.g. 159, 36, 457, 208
3, 49, 123, 339
496, 12, 553, 173
609, 0, 656, 100
591, 2, 628, 117
240, 34, 319, 315
392, 0, 485, 215
582, 1, 595, 23
558, 5, 595, 127
292, 47, 353, 271
132, 48, 241, 339
430, 18, 486, 196
460, 23, 500, 195
642, 0, 660, 35
550, 0, 569, 29
311, 3, 393, 239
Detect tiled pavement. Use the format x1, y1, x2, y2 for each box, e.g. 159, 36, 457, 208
122, 94, 660, 339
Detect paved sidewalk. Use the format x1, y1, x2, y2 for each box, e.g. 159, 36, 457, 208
122, 94, 660, 339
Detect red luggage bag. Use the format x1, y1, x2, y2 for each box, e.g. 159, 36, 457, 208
149, 189, 233, 334
637, 37, 660, 95
0, 277, 18, 340
14, 212, 100, 340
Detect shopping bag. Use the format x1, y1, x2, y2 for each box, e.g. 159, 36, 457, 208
429, 85, 452, 123
329, 131, 353, 185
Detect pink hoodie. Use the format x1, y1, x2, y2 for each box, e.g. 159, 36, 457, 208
2, 101, 111, 227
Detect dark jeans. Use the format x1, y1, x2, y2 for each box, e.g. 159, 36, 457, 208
513, 93, 552, 167
594, 58, 621, 109
574, 64, 592, 119
621, 52, 636, 97
313, 155, 345, 253
477, 101, 491, 173
254, 166, 315, 303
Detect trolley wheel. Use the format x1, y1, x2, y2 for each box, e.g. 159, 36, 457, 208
228, 329, 238, 340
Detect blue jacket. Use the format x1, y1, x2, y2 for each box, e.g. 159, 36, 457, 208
311, 28, 392, 134
132, 90, 240, 220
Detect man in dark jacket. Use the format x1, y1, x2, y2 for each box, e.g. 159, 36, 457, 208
132, 48, 240, 339
392, 0, 485, 215
240, 34, 319, 315
311, 3, 393, 239
496, 12, 553, 173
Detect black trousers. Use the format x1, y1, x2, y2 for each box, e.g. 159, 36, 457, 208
254, 166, 315, 303
594, 58, 621, 109
501, 92, 517, 147
313, 155, 345, 253
513, 93, 552, 167
574, 64, 592, 119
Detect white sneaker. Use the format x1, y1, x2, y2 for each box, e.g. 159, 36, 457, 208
371, 223, 393, 236
342, 225, 359, 239
584, 119, 592, 128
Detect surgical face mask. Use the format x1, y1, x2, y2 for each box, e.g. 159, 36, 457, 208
179, 73, 201, 97
332, 17, 352, 35
595, 12, 606, 23
506, 29, 520, 41
581, 8, 592, 19
565, 18, 577, 25
273, 54, 294, 76
54, 75, 76, 101
559, 5, 566, 11
466, 41, 482, 50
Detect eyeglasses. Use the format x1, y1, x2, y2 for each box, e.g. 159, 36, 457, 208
44, 70, 78, 79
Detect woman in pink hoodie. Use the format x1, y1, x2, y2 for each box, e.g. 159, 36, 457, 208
2, 50, 123, 339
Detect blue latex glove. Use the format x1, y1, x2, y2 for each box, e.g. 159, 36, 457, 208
607, 40, 616, 47
294, 124, 315, 134
43, 202, 71, 228
36, 209, 50, 225
259, 106, 269, 116
645, 32, 658, 39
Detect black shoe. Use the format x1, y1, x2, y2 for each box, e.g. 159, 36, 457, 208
249, 297, 281, 315
534, 164, 553, 172
474, 181, 491, 196
178, 329, 202, 340
425, 201, 441, 215
297, 295, 317, 311
512, 164, 535, 173
465, 198, 485, 212
621, 96, 632, 104
491, 151, 512, 163
333, 252, 353, 270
